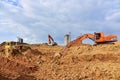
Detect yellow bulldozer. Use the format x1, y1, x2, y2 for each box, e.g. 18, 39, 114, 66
1, 41, 29, 57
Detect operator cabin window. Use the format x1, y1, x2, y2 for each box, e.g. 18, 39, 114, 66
96, 33, 101, 40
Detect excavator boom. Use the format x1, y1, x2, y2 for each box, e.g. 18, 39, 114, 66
48, 34, 57, 46
60, 33, 95, 55
66, 33, 95, 48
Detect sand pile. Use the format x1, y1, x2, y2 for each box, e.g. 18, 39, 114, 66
0, 56, 37, 80
32, 43, 120, 80
0, 43, 120, 80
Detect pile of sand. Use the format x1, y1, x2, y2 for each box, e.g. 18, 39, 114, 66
0, 56, 37, 80
0, 43, 120, 80
32, 43, 120, 80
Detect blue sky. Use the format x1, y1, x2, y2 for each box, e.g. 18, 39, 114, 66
0, 0, 120, 44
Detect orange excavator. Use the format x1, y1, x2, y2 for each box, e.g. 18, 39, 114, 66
48, 34, 57, 46
61, 32, 118, 55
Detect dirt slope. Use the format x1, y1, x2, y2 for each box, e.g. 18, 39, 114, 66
0, 43, 120, 80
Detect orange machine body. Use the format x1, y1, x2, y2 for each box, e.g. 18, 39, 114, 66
61, 32, 118, 55
94, 32, 117, 43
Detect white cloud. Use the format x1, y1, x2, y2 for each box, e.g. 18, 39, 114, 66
105, 10, 120, 21
0, 19, 37, 43
0, 0, 120, 44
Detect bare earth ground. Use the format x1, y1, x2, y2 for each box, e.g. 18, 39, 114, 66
0, 43, 120, 80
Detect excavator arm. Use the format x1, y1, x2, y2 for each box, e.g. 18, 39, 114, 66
75, 34, 95, 42
66, 34, 95, 47
60, 34, 95, 55
48, 34, 54, 44
48, 34, 57, 46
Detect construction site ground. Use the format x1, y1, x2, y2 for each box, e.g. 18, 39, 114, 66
0, 43, 120, 80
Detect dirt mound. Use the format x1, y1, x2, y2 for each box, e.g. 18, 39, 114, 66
0, 74, 36, 80
32, 44, 120, 80
0, 56, 37, 80
0, 74, 9, 80
0, 43, 120, 80
0, 57, 37, 74
16, 75, 36, 80
77, 54, 118, 62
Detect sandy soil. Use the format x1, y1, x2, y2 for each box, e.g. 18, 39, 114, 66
0, 43, 120, 80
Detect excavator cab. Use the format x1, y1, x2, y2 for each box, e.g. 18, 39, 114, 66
94, 32, 102, 40
94, 32, 118, 43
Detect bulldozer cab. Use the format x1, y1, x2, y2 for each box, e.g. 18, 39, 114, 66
5, 42, 11, 49
5, 42, 16, 48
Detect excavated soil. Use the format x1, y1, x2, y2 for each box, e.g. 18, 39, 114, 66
0, 43, 120, 80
